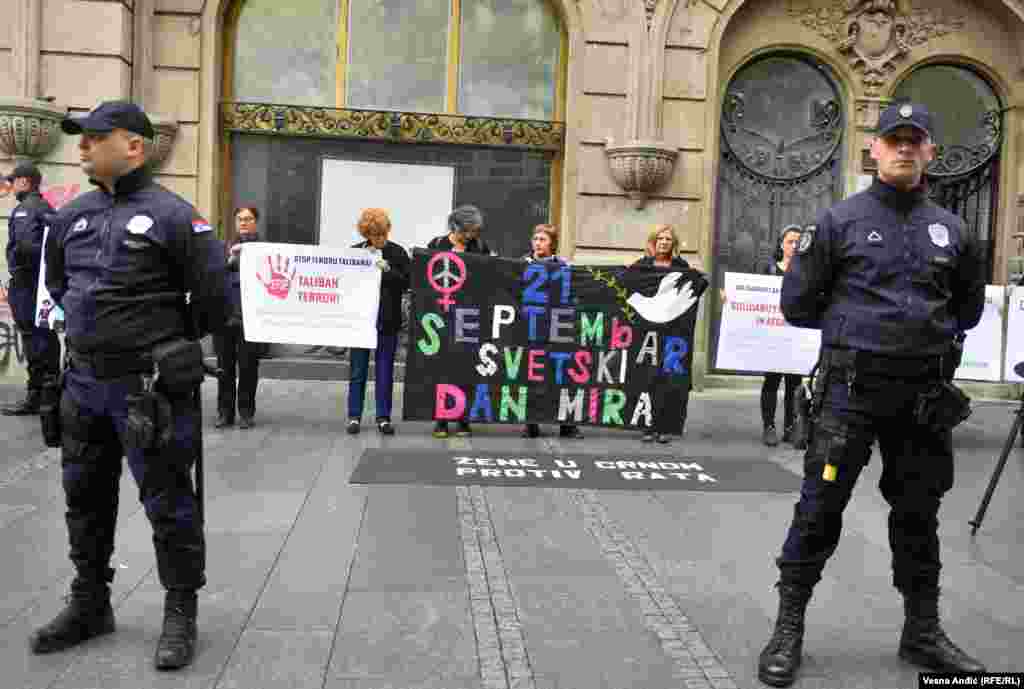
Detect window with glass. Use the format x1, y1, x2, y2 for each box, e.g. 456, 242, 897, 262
230, 0, 563, 120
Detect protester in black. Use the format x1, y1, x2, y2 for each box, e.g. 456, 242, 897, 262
520, 224, 583, 440
630, 224, 706, 444
758, 102, 986, 685
346, 208, 410, 435
214, 206, 263, 429
760, 225, 803, 447
427, 204, 490, 438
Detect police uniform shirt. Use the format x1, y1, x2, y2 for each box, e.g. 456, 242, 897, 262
6, 190, 54, 287
46, 165, 229, 354
781, 178, 985, 357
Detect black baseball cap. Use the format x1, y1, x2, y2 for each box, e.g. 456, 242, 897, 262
876, 101, 934, 140
61, 100, 155, 139
5, 161, 42, 185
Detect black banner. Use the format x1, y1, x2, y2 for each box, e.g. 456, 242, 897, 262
402, 251, 706, 434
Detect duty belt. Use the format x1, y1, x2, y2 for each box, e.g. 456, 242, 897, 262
68, 349, 154, 379
820, 347, 942, 380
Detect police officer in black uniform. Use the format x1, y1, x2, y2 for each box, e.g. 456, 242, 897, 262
757, 102, 987, 686
1, 162, 60, 416
29, 101, 228, 671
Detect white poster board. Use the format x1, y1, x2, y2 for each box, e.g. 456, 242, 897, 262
34, 226, 64, 330
716, 272, 820, 375
954, 285, 1004, 382
1004, 285, 1024, 382
240, 243, 381, 349
318, 159, 455, 250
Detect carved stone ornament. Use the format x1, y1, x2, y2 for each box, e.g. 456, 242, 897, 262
788, 0, 965, 96
145, 115, 179, 170
604, 139, 679, 208
0, 97, 66, 159
644, 0, 657, 30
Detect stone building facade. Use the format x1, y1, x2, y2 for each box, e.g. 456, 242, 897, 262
2, 0, 1022, 383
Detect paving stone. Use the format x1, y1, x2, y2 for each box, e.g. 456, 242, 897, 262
215, 628, 332, 689
328, 591, 476, 678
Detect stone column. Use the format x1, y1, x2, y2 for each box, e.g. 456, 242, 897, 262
132, 0, 179, 170
11, 0, 42, 99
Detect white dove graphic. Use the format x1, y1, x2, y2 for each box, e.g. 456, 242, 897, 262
626, 272, 699, 323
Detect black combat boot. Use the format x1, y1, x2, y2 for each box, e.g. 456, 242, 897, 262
2, 389, 41, 416
758, 583, 813, 687
29, 580, 115, 653
899, 593, 986, 673
154, 590, 198, 670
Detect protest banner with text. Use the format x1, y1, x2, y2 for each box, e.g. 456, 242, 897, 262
403, 251, 706, 433
240, 243, 381, 348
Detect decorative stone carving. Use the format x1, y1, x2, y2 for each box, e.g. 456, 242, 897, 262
643, 0, 657, 30
788, 0, 965, 96
854, 97, 889, 130
0, 97, 65, 159
604, 139, 679, 208
146, 115, 179, 170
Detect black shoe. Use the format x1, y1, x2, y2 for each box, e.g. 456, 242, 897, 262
758, 583, 812, 687
346, 418, 360, 435
898, 594, 986, 673
559, 425, 583, 439
214, 414, 234, 429
656, 433, 671, 444
455, 421, 472, 437
522, 424, 540, 438
2, 390, 41, 416
154, 591, 197, 671
763, 426, 779, 447
642, 431, 655, 443
29, 585, 115, 654
781, 425, 794, 443
377, 419, 395, 435
239, 416, 253, 430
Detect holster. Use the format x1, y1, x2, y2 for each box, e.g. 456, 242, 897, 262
152, 338, 204, 395
124, 383, 174, 451
38, 373, 63, 448
914, 381, 971, 432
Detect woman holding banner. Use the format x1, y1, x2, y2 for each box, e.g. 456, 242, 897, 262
521, 225, 584, 440
346, 208, 410, 435
632, 225, 706, 444
427, 205, 492, 438
760, 225, 803, 447
214, 206, 264, 429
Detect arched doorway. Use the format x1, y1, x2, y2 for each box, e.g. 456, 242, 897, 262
710, 53, 845, 370
891, 64, 1003, 282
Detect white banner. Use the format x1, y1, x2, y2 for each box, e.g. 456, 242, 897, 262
954, 285, 1004, 382
716, 272, 820, 375
240, 243, 381, 349
1004, 285, 1024, 383
34, 225, 64, 330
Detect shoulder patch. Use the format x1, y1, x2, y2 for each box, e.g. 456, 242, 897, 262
797, 228, 815, 254
191, 218, 213, 234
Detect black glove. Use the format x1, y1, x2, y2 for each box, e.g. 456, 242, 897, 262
125, 389, 174, 450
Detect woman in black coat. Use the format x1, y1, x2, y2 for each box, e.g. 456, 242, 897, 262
346, 208, 411, 435
215, 206, 263, 429
426, 204, 492, 438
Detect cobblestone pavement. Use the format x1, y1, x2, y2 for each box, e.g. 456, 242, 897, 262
1, 380, 1021, 688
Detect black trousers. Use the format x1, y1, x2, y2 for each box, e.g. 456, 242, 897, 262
776, 373, 953, 595
761, 372, 801, 430
214, 325, 261, 420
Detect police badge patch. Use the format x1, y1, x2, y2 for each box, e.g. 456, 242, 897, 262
126, 215, 154, 235
72, 217, 88, 233
797, 226, 815, 254
928, 223, 950, 248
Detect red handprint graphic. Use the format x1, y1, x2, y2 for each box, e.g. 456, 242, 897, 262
257, 254, 297, 300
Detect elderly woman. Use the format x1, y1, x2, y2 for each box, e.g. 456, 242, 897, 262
426, 204, 494, 438
346, 208, 411, 435
521, 225, 583, 440
215, 206, 263, 429
630, 224, 706, 444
